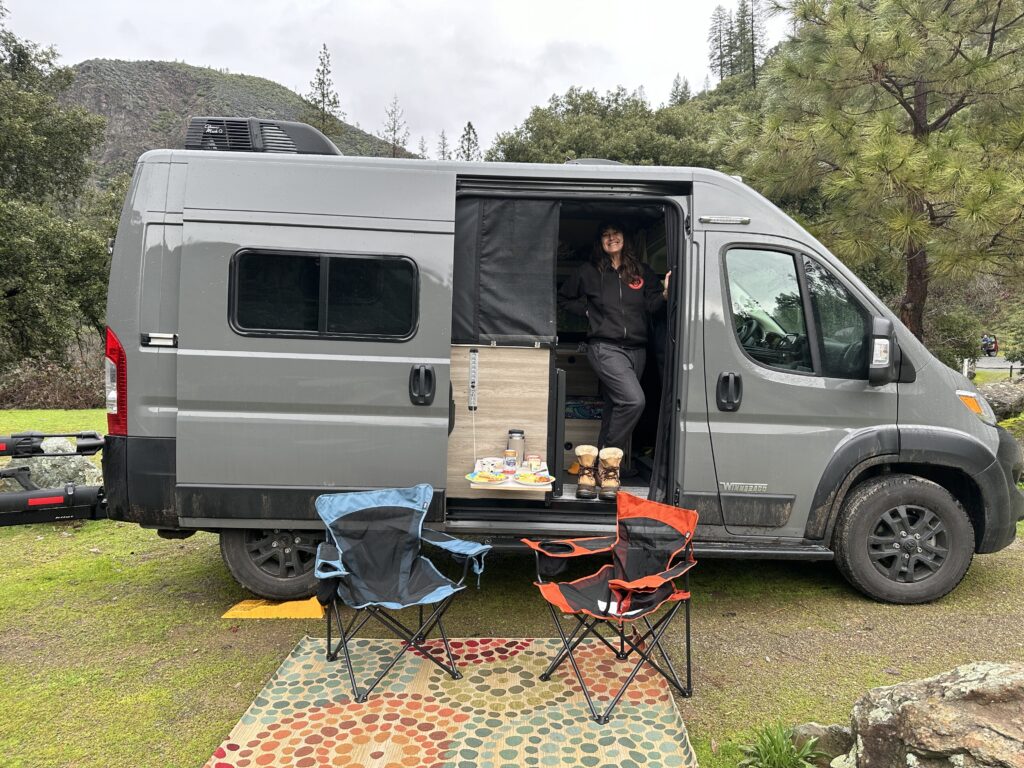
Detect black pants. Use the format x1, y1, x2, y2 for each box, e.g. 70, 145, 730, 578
586, 342, 646, 450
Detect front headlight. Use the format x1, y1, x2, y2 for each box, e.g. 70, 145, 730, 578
957, 390, 997, 427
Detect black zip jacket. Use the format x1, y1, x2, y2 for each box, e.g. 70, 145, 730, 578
558, 261, 665, 347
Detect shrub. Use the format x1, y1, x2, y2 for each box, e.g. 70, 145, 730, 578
739, 723, 826, 768
0, 359, 103, 409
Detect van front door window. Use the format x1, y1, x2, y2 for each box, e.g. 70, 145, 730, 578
724, 248, 812, 373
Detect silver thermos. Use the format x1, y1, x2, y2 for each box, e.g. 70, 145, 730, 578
507, 429, 526, 467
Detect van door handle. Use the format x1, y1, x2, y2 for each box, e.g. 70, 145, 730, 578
716, 372, 742, 412
409, 364, 435, 406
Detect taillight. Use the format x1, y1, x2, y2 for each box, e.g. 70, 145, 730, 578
105, 327, 127, 435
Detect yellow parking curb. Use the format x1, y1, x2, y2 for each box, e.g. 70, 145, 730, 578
221, 597, 324, 620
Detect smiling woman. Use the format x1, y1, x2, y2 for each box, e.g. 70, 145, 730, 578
558, 221, 669, 499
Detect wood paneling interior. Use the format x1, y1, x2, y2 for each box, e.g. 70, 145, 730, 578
447, 345, 551, 499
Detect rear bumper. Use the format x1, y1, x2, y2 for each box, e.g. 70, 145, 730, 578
102, 435, 177, 528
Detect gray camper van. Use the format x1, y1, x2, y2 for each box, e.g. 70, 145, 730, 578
9, 118, 1021, 605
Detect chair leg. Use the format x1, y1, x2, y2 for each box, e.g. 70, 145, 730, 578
547, 602, 604, 723
540, 611, 612, 681
545, 602, 688, 724
322, 596, 466, 703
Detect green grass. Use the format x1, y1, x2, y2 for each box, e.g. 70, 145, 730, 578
2, 410, 1024, 767
0, 409, 106, 435
973, 369, 1020, 385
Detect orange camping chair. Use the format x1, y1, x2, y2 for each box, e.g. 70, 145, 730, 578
523, 492, 698, 723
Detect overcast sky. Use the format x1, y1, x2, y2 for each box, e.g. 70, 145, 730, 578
7, 0, 789, 154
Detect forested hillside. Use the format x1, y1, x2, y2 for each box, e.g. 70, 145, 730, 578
62, 58, 410, 181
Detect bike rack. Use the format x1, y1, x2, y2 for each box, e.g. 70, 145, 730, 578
0, 432, 106, 527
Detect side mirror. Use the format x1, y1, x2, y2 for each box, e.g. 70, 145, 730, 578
868, 317, 898, 386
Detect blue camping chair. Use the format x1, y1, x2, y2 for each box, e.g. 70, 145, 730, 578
314, 484, 491, 703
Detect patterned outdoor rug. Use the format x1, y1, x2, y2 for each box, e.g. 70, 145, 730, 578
204, 636, 698, 768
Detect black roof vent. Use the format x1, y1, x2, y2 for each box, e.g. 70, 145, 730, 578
184, 117, 342, 155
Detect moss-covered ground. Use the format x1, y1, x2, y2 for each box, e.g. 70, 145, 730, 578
2, 411, 1023, 767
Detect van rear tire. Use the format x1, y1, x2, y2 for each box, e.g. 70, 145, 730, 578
220, 528, 322, 600
833, 474, 974, 604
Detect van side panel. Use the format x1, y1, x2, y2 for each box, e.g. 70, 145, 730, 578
173, 156, 456, 521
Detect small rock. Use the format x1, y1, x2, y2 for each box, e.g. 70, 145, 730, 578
89, 547, 101, 554
883, 667, 901, 676
793, 723, 854, 768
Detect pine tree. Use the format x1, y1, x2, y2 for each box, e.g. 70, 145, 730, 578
707, 5, 731, 81
305, 43, 343, 133
729, 0, 1024, 340
732, 0, 765, 87
377, 94, 409, 158
437, 129, 451, 160
456, 122, 481, 162
732, 0, 752, 78
669, 74, 691, 106
417, 136, 429, 159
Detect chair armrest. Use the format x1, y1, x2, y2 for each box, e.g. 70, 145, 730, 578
607, 556, 696, 592
314, 542, 348, 580
422, 529, 492, 586
521, 535, 616, 558
522, 535, 616, 582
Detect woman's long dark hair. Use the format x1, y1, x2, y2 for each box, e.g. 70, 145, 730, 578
592, 221, 642, 285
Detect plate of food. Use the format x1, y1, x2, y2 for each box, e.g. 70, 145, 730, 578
465, 470, 509, 484
513, 471, 555, 487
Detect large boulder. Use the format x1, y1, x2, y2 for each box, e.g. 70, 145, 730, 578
832, 661, 1024, 768
6, 437, 102, 489
976, 380, 1024, 421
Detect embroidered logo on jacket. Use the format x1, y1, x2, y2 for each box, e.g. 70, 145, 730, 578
628, 277, 644, 290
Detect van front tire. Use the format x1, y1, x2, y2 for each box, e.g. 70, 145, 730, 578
833, 474, 974, 604
220, 528, 321, 600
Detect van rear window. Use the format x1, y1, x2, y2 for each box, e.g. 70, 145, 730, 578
232, 250, 417, 340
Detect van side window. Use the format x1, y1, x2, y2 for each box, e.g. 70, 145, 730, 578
326, 257, 416, 336
724, 248, 813, 373
236, 252, 320, 332
802, 257, 870, 379
232, 251, 417, 340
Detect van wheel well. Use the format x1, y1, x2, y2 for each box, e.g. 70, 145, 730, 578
835, 463, 984, 551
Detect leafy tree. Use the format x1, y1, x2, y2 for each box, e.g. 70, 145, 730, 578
304, 43, 343, 133
669, 73, 691, 105
378, 94, 409, 158
489, 87, 663, 164
437, 129, 451, 160
456, 121, 481, 162
488, 85, 728, 168
0, 3, 106, 364
1000, 308, 1024, 370
727, 0, 1024, 340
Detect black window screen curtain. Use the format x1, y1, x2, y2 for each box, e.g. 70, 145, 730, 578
452, 198, 559, 344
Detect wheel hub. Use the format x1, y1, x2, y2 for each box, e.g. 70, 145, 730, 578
867, 504, 948, 584
245, 528, 319, 580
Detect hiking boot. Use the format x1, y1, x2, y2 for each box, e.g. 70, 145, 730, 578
598, 447, 623, 501
575, 445, 599, 499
